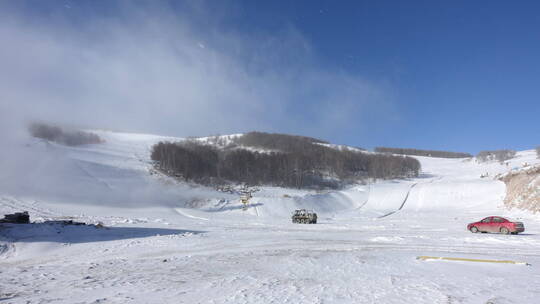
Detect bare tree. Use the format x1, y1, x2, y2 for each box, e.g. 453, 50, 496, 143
152, 133, 420, 189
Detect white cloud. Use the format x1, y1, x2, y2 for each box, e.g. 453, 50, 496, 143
0, 2, 395, 141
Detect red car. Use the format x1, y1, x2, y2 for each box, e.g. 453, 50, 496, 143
467, 216, 524, 234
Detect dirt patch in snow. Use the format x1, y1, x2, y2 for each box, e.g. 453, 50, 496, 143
500, 166, 540, 213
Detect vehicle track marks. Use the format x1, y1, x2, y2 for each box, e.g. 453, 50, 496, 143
378, 183, 418, 218
74, 161, 114, 190
378, 176, 442, 218
354, 184, 371, 211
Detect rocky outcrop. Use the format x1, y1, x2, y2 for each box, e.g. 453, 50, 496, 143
501, 166, 540, 213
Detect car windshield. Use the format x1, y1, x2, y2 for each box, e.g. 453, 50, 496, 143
481, 218, 491, 223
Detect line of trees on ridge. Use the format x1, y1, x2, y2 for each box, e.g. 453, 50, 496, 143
152, 132, 420, 189
476, 150, 516, 163
28, 122, 103, 146
374, 147, 472, 158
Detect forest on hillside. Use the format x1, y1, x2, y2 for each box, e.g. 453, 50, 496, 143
374, 147, 472, 158
152, 132, 420, 189
29, 122, 103, 146
476, 150, 517, 163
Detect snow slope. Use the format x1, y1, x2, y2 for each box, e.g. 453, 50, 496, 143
1, 131, 540, 304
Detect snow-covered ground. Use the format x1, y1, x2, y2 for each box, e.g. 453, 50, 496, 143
1, 131, 540, 304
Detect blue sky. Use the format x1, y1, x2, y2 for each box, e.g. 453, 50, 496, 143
1, 1, 539, 153
234, 0, 540, 152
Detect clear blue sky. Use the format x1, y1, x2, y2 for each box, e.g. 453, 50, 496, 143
2, 1, 539, 154
233, 0, 540, 153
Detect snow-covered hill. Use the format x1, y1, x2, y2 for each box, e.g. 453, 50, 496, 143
1, 130, 540, 304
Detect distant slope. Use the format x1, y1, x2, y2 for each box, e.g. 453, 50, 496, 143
0, 129, 229, 208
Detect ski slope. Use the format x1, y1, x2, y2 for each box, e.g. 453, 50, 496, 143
1, 131, 540, 304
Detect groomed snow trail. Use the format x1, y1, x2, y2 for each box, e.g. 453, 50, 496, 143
1, 131, 540, 304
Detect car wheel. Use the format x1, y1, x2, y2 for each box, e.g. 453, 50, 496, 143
500, 227, 510, 235
470, 226, 479, 233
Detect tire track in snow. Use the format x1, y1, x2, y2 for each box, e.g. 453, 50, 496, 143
136, 239, 540, 260
354, 184, 371, 211
0, 240, 16, 260
378, 183, 418, 218
74, 161, 114, 190
378, 177, 442, 218
174, 208, 209, 221
0, 196, 58, 218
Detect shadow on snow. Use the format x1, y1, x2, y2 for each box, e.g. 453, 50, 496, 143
0, 222, 204, 244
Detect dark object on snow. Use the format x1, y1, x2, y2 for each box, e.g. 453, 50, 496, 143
292, 209, 317, 224
43, 220, 106, 229
28, 122, 103, 146
0, 211, 30, 224
43, 220, 86, 226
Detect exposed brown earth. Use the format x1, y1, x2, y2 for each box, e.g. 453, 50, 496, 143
500, 166, 540, 213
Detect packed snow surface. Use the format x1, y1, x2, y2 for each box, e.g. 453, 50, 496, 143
1, 130, 540, 303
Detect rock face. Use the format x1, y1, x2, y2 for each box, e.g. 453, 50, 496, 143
501, 166, 540, 213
